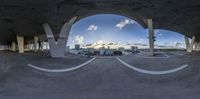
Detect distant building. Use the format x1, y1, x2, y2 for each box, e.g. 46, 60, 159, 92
99, 47, 113, 56
105, 49, 113, 56
87, 48, 95, 54
113, 50, 122, 56
75, 44, 80, 50
118, 47, 125, 52
65, 46, 70, 53
131, 46, 138, 52
131, 46, 139, 54
70, 49, 79, 54
100, 47, 106, 56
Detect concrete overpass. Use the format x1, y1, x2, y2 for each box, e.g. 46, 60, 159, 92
0, 0, 200, 57
0, 1, 200, 98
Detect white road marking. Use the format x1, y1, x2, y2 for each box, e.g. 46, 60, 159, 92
27, 57, 96, 73
116, 57, 189, 75
160, 52, 170, 58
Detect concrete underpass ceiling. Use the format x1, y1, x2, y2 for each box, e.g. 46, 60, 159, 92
0, 0, 200, 43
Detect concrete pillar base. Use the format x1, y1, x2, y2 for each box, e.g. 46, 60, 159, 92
41, 40, 44, 51
34, 36, 38, 52
10, 41, 16, 52
16, 35, 24, 53
185, 36, 195, 53
195, 43, 200, 51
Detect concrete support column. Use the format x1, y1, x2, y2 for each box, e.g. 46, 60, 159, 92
185, 36, 190, 52
27, 41, 31, 50
16, 35, 24, 53
147, 19, 154, 56
46, 42, 49, 50
196, 43, 200, 51
10, 41, 16, 52
34, 36, 38, 52
185, 36, 195, 53
26, 43, 29, 50
194, 42, 198, 51
41, 40, 44, 51
43, 16, 77, 58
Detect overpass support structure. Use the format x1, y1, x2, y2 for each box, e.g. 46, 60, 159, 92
147, 19, 154, 56
194, 42, 200, 51
185, 36, 195, 53
34, 36, 39, 52
10, 41, 16, 52
43, 16, 77, 58
16, 35, 24, 53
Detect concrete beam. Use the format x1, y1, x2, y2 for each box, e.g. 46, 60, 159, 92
16, 35, 24, 53
43, 16, 77, 58
147, 19, 154, 56
185, 36, 195, 53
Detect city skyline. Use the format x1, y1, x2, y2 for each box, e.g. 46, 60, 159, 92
67, 14, 186, 49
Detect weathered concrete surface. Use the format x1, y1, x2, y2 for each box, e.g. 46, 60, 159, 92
0, 51, 200, 99
133, 52, 169, 58
118, 52, 191, 76
119, 51, 193, 71
0, 0, 199, 43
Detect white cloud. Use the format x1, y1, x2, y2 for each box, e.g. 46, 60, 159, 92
116, 18, 136, 30
95, 40, 105, 45
155, 30, 160, 34
138, 39, 144, 43
88, 24, 98, 31
155, 30, 163, 37
75, 35, 84, 44
157, 33, 163, 36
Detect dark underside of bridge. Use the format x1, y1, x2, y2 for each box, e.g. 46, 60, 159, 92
0, 0, 199, 43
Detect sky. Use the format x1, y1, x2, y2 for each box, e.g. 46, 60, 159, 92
67, 14, 185, 49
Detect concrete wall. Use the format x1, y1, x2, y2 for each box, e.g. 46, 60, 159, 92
0, 45, 9, 50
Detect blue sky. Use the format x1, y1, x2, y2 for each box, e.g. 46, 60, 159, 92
67, 14, 185, 48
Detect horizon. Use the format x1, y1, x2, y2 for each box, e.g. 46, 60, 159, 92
67, 14, 186, 49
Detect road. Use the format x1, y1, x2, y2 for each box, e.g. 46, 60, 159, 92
0, 52, 200, 99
